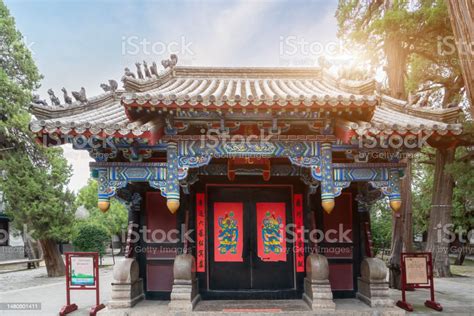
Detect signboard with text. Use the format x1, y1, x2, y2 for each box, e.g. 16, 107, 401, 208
60, 252, 104, 316
70, 256, 95, 286
397, 252, 442, 312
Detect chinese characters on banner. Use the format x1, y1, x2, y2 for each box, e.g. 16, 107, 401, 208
293, 194, 305, 272
257, 202, 286, 262
196, 193, 206, 272
214, 202, 244, 262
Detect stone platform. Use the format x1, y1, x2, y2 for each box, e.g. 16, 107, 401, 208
98, 299, 405, 315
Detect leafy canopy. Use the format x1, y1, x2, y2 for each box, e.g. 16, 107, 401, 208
75, 179, 128, 236
0, 147, 75, 241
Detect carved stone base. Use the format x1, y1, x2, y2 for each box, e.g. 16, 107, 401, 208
356, 257, 394, 307
303, 278, 336, 310
168, 254, 200, 312
108, 279, 144, 309
107, 258, 144, 309
303, 254, 336, 311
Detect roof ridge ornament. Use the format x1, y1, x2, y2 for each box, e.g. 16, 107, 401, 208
143, 61, 152, 78
32, 94, 48, 106
61, 87, 72, 105
161, 54, 178, 70
124, 67, 136, 79
72, 87, 87, 103
150, 61, 159, 77
100, 80, 119, 93
135, 62, 144, 79
47, 88, 61, 106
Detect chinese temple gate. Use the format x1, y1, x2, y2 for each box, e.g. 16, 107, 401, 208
30, 58, 462, 311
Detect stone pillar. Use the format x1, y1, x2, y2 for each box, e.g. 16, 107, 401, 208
303, 254, 336, 310
168, 254, 200, 312
357, 257, 394, 307
108, 258, 144, 308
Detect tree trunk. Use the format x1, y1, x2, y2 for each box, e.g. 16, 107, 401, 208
425, 148, 455, 277
39, 239, 65, 277
446, 0, 474, 118
389, 159, 413, 289
402, 159, 414, 252
385, 34, 408, 99
454, 243, 466, 266
384, 20, 410, 289
389, 211, 403, 289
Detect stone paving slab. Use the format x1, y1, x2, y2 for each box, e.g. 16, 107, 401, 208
99, 299, 405, 316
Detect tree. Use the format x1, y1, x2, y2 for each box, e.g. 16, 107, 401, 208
370, 199, 393, 257
71, 221, 110, 257
0, 1, 41, 133
76, 179, 128, 240
0, 147, 75, 277
337, 0, 465, 280
445, 139, 474, 266
446, 0, 474, 118
412, 131, 474, 269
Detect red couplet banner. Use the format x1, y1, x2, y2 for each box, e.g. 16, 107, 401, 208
256, 202, 287, 262
196, 193, 206, 272
214, 202, 244, 262
293, 194, 305, 272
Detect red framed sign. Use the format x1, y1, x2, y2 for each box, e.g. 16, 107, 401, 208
397, 252, 442, 312
60, 252, 104, 316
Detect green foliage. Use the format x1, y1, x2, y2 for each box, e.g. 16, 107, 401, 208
0, 146, 75, 241
412, 146, 474, 237
336, 0, 463, 106
76, 179, 128, 236
0, 0, 41, 128
446, 147, 474, 233
370, 199, 392, 254
411, 149, 435, 235
71, 221, 110, 256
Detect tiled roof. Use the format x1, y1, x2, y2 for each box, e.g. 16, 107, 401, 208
121, 67, 378, 108
29, 65, 463, 139
30, 92, 158, 137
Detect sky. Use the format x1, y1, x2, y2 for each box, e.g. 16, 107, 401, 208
5, 0, 341, 192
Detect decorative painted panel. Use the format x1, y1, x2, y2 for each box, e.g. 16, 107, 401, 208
214, 202, 244, 262
256, 203, 286, 262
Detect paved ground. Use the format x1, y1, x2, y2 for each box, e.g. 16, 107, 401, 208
0, 258, 473, 315
0, 259, 114, 316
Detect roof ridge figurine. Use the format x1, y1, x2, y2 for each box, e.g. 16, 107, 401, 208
61, 87, 73, 105
72, 87, 87, 103
47, 88, 61, 107
100, 80, 119, 93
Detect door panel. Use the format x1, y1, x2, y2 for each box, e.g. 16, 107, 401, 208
251, 188, 293, 290
208, 186, 294, 294
209, 188, 251, 290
